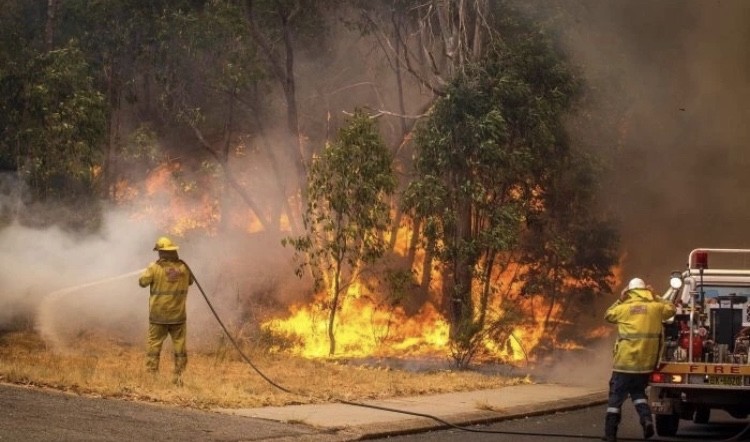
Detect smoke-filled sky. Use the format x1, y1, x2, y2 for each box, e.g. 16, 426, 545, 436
531, 0, 750, 288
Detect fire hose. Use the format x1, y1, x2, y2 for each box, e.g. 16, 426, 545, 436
41, 266, 750, 440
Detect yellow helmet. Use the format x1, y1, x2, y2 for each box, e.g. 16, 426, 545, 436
153, 236, 179, 251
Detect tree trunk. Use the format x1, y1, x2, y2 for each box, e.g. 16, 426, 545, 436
420, 233, 435, 294
542, 259, 561, 333
448, 197, 475, 338
477, 251, 495, 329
328, 272, 340, 356
45, 0, 58, 51
328, 239, 344, 356
103, 62, 121, 200
250, 105, 302, 234
190, 123, 274, 232
244, 0, 306, 195
392, 11, 409, 135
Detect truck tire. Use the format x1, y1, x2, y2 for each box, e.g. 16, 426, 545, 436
693, 406, 710, 424
655, 413, 680, 437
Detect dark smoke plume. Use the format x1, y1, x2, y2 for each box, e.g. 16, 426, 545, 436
521, 0, 750, 287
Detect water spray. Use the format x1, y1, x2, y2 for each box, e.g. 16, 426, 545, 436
36, 269, 144, 351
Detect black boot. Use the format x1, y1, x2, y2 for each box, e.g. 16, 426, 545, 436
635, 403, 654, 439
641, 416, 654, 440
604, 412, 620, 442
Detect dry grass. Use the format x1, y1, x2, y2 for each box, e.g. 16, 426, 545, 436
0, 330, 530, 410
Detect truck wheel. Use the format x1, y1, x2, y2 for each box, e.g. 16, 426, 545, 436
655, 413, 680, 436
693, 406, 710, 424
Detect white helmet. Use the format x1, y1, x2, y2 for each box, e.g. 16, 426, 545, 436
627, 277, 646, 290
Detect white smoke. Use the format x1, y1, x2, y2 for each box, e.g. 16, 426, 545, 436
0, 209, 159, 348
540, 338, 615, 387
0, 200, 309, 354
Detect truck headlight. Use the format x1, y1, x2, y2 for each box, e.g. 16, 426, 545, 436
670, 272, 683, 289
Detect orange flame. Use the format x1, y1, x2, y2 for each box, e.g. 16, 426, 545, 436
260, 219, 617, 363
261, 281, 572, 362
116, 162, 221, 236
263, 282, 450, 358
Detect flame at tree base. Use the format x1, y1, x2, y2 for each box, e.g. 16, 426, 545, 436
261, 286, 555, 363
262, 294, 451, 359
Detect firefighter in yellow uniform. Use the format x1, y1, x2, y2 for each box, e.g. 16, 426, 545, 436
139, 236, 193, 385
603, 277, 676, 442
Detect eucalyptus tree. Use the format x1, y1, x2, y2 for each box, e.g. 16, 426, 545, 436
358, 0, 493, 97
243, 0, 308, 179
284, 110, 396, 355
403, 4, 617, 366
350, 0, 501, 292
91, 0, 343, 233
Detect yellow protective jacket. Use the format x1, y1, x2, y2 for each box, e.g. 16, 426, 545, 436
139, 258, 193, 324
605, 288, 676, 373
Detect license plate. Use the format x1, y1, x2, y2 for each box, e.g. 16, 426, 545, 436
650, 401, 673, 414
707, 375, 742, 386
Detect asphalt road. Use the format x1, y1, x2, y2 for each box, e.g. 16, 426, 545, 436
0, 383, 319, 441
2, 381, 748, 442
370, 404, 750, 441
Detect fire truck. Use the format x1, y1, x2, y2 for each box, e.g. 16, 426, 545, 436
648, 248, 750, 436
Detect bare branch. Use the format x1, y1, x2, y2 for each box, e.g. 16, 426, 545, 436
342, 108, 428, 120
360, 8, 444, 95
188, 121, 273, 232
244, 0, 287, 86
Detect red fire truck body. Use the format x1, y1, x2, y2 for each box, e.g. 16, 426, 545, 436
648, 249, 750, 436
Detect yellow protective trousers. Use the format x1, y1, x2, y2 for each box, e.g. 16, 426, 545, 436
146, 322, 187, 374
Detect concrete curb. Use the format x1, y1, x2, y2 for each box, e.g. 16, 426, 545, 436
348, 391, 608, 440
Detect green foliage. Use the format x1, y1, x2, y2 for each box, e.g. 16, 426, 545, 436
154, 2, 263, 127
520, 152, 619, 314
287, 109, 396, 281
405, 44, 576, 274
122, 125, 161, 164
248, 0, 336, 54
403, 3, 617, 365
283, 110, 395, 354
55, 0, 264, 170
10, 42, 106, 202
0, 1, 45, 53
382, 268, 414, 307
0, 2, 45, 172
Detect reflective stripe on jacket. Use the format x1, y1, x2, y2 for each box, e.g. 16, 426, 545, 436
139, 259, 193, 324
605, 288, 676, 373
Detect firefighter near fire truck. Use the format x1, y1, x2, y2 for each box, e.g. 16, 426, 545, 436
603, 277, 677, 442
138, 236, 194, 385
